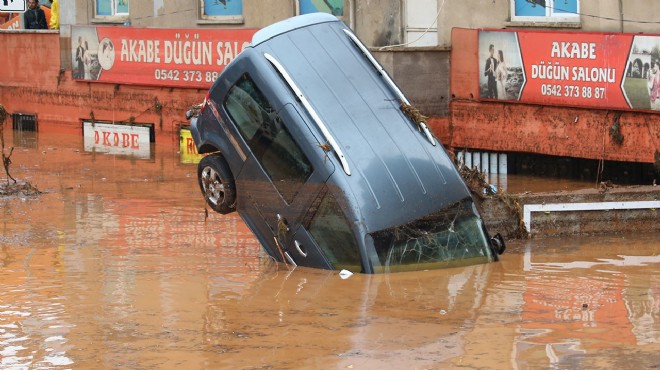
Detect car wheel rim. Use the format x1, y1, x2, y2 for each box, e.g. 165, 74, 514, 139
201, 166, 225, 206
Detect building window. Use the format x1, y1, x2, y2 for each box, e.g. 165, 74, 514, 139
201, 0, 243, 23
299, 0, 343, 16
96, 0, 129, 17
511, 0, 579, 23
404, 0, 438, 47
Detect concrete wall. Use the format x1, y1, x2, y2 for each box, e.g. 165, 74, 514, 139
56, 1, 660, 47
354, 0, 402, 47
127, 0, 296, 28
374, 48, 450, 117
63, 0, 354, 29
56, 0, 404, 47
584, 2, 660, 34
436, 0, 509, 48
449, 101, 659, 164
479, 185, 660, 239
518, 185, 660, 238
0, 32, 60, 90
435, 0, 660, 47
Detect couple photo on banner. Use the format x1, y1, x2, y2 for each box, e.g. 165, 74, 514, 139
484, 43, 509, 100
478, 31, 523, 102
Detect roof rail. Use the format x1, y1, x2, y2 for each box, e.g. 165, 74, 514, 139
263, 52, 352, 176
342, 29, 436, 147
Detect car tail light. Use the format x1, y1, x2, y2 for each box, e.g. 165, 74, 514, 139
200, 92, 211, 114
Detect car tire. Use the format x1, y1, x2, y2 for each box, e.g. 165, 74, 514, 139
197, 155, 236, 214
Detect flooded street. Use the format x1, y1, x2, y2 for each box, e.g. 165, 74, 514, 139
1, 130, 658, 369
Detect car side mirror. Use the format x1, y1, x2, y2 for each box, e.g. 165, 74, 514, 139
490, 233, 506, 255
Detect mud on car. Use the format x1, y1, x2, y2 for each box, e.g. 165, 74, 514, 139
188, 13, 505, 273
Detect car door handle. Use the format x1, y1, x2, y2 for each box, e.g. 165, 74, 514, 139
294, 240, 307, 258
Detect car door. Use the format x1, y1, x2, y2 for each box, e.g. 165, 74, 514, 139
267, 104, 338, 268
225, 75, 336, 268
290, 186, 364, 273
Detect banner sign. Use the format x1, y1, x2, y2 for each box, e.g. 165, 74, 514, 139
479, 30, 660, 112
0, 14, 20, 30
179, 127, 203, 164
83, 121, 153, 159
71, 26, 257, 89
0, 0, 26, 12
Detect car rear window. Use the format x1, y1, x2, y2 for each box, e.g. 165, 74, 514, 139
370, 198, 494, 272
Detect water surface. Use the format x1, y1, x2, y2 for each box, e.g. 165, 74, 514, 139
1, 130, 657, 369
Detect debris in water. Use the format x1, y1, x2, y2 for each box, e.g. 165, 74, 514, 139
0, 180, 41, 197
1, 103, 41, 197
456, 162, 528, 239
187, 103, 203, 118
339, 270, 353, 279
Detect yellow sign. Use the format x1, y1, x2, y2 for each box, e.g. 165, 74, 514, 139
179, 127, 204, 164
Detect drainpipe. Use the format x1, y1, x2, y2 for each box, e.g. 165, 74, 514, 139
618, 0, 623, 33
401, 0, 406, 46
294, 0, 300, 16
349, 0, 355, 31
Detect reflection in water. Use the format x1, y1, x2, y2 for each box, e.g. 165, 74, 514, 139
0, 131, 658, 369
201, 263, 500, 368
515, 235, 659, 369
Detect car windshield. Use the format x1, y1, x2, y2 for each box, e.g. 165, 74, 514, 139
369, 198, 494, 272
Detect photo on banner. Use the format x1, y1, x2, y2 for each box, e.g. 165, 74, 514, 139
72, 27, 103, 81
478, 31, 525, 101
622, 35, 660, 111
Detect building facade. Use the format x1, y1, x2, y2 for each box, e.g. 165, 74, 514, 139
1, 0, 658, 176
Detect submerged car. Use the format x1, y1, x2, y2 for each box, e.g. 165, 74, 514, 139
188, 13, 505, 273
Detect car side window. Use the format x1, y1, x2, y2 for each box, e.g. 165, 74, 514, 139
224, 74, 313, 203
305, 188, 361, 271
225, 74, 270, 141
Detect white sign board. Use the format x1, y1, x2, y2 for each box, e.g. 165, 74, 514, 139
83, 121, 152, 159
0, 0, 27, 12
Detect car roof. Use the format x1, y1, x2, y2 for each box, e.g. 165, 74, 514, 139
251, 12, 337, 46
249, 14, 471, 232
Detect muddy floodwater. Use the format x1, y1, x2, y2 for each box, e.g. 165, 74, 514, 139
1, 130, 658, 369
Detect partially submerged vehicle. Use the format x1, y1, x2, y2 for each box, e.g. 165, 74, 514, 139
188, 13, 505, 273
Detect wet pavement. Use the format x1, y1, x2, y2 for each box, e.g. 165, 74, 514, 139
1, 129, 658, 369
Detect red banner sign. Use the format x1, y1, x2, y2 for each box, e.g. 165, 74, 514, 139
71, 26, 257, 89
479, 30, 660, 113
0, 15, 20, 29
